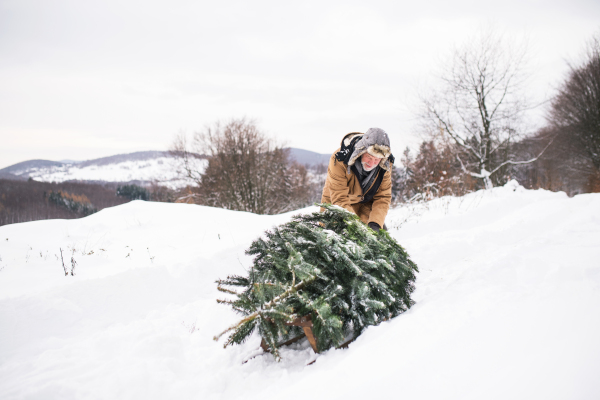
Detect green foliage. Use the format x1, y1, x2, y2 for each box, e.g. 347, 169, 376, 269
215, 204, 418, 361
116, 184, 150, 201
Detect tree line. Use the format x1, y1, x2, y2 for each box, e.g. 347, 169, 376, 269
394, 29, 600, 202
0, 180, 127, 226
0, 180, 178, 226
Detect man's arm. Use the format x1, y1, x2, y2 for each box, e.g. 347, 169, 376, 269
325, 155, 355, 214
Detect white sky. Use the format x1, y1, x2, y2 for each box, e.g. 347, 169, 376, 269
0, 0, 598, 169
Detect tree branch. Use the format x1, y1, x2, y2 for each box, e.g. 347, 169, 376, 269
490, 136, 555, 175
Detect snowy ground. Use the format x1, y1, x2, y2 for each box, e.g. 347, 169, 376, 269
1, 181, 599, 400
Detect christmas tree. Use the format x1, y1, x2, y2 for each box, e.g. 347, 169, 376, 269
214, 204, 418, 361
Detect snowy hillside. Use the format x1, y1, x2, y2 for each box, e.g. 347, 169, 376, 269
0, 182, 599, 399
28, 156, 202, 189
0, 151, 206, 189
0, 148, 328, 189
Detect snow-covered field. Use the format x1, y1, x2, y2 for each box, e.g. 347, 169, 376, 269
24, 157, 206, 189
1, 181, 599, 400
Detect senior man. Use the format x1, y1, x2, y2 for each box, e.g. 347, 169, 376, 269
321, 127, 394, 232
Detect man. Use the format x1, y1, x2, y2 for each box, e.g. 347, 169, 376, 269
321, 127, 394, 232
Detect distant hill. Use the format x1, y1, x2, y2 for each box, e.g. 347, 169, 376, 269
0, 151, 205, 189
0, 171, 27, 181
1, 159, 65, 175
76, 151, 174, 167
287, 148, 330, 166
0, 149, 328, 188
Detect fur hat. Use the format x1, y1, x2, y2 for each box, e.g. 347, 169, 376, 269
347, 128, 392, 172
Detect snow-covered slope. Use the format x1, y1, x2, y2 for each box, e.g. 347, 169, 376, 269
0, 182, 599, 400
29, 156, 199, 188
1, 148, 327, 189
0, 151, 206, 189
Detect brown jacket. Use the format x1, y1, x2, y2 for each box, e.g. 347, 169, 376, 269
320, 147, 392, 228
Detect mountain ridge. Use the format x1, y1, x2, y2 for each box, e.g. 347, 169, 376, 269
0, 148, 330, 188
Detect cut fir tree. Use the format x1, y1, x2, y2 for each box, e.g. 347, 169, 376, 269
214, 204, 418, 361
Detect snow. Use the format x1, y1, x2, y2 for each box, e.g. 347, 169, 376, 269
1, 181, 599, 399
25, 157, 207, 189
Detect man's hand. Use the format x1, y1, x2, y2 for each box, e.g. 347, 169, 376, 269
368, 222, 381, 232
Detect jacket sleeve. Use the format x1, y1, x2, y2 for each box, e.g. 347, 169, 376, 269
326, 155, 355, 214
368, 166, 392, 227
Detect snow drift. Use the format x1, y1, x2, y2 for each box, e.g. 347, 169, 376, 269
0, 181, 599, 399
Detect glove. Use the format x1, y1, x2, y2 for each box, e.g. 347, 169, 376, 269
368, 222, 381, 232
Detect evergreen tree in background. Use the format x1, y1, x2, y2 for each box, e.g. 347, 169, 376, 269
116, 184, 150, 201
214, 204, 418, 361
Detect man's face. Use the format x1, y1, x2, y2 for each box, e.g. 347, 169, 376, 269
361, 153, 382, 171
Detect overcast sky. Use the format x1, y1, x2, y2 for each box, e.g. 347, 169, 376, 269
1, 0, 598, 169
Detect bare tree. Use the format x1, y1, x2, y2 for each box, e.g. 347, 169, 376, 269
511, 125, 593, 196
547, 33, 600, 191
171, 118, 314, 214
169, 131, 207, 188
420, 28, 548, 189
395, 141, 478, 203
